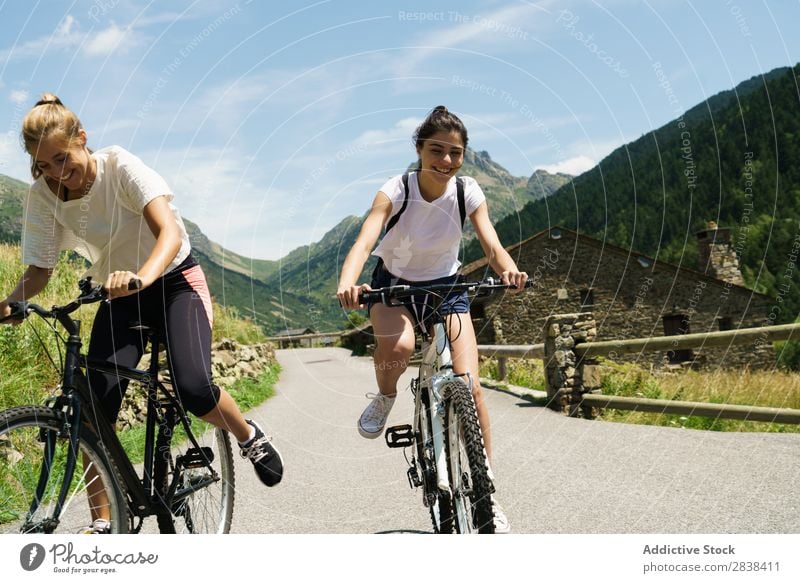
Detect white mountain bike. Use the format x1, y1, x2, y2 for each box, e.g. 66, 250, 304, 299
360, 278, 531, 534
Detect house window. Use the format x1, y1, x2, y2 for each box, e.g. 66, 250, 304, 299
579, 288, 594, 312
662, 313, 693, 363
717, 317, 733, 331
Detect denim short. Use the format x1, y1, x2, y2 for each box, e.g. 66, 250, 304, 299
367, 261, 469, 331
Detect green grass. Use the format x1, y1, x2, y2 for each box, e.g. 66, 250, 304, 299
480, 354, 800, 433
0, 243, 271, 410
0, 240, 280, 470
479, 357, 546, 392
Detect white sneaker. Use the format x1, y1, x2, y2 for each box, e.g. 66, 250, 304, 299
491, 496, 511, 534
76, 518, 111, 534
358, 392, 396, 439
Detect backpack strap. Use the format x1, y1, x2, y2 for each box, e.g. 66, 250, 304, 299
384, 172, 410, 233
385, 172, 467, 232
456, 176, 466, 228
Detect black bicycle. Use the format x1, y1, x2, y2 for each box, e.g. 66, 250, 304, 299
361, 277, 532, 533
0, 278, 235, 534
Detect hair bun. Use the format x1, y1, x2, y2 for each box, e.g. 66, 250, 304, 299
34, 93, 63, 107
432, 105, 449, 114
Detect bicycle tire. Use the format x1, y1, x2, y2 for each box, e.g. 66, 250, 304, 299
154, 414, 235, 534
0, 406, 129, 534
442, 380, 495, 534
415, 388, 454, 534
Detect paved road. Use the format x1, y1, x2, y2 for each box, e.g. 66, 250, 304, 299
230, 347, 800, 534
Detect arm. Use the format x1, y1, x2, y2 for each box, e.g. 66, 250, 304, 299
105, 196, 182, 299
337, 192, 392, 310
470, 202, 528, 290
0, 265, 53, 321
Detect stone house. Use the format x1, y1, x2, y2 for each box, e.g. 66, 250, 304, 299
462, 224, 775, 369
272, 327, 316, 348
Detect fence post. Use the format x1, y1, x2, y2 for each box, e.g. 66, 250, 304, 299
497, 357, 508, 381
494, 315, 507, 381
543, 312, 597, 416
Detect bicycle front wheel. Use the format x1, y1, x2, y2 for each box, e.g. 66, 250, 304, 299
443, 380, 495, 534
415, 388, 453, 534
155, 419, 235, 534
0, 406, 129, 534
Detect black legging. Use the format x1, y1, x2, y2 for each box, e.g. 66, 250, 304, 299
86, 255, 221, 423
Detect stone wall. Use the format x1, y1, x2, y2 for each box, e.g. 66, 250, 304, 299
117, 339, 277, 430
466, 228, 775, 369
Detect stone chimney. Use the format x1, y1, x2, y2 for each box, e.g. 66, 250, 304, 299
696, 221, 744, 285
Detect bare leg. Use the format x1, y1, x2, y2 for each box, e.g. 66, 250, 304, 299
370, 304, 416, 396
445, 313, 493, 464
83, 451, 111, 523
199, 388, 252, 443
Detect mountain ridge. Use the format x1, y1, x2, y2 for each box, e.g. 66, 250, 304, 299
0, 153, 569, 332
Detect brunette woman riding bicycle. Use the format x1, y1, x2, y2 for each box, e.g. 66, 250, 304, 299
337, 106, 528, 533
0, 94, 283, 533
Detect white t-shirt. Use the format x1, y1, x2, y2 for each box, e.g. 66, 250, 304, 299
372, 172, 486, 281
22, 146, 191, 279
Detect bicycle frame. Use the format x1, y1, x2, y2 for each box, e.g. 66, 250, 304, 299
3, 278, 233, 534
365, 278, 531, 533
81, 343, 220, 527
40, 326, 168, 524
28, 317, 215, 531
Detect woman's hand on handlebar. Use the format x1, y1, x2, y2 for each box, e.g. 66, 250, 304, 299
501, 270, 529, 292
337, 283, 371, 311
104, 271, 144, 299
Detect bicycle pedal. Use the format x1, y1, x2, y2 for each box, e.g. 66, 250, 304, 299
384, 424, 414, 448
177, 446, 214, 468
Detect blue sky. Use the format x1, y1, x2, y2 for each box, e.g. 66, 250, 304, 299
1, 0, 798, 260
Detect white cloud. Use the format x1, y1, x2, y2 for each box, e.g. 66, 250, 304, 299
354, 117, 421, 147
83, 23, 134, 56
0, 15, 83, 61
9, 90, 29, 105
0, 16, 142, 62
396, 2, 556, 74
0, 132, 32, 182
57, 15, 77, 37
538, 155, 596, 176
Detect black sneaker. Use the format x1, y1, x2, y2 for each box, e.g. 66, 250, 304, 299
239, 420, 283, 486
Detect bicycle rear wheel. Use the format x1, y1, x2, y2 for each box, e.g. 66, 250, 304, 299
0, 406, 129, 534
154, 411, 235, 534
442, 380, 495, 534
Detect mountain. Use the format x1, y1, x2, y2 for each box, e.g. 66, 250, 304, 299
183, 219, 279, 282
270, 155, 571, 307
465, 64, 800, 321
0, 174, 27, 243
0, 152, 570, 334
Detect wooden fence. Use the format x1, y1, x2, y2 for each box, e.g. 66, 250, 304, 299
477, 316, 800, 424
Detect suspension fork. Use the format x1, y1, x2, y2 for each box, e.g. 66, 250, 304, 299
426, 322, 454, 494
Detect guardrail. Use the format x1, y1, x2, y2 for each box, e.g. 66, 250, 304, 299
266, 331, 343, 348
478, 315, 800, 423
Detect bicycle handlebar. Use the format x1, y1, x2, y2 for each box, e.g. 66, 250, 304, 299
359, 277, 534, 305
1, 277, 142, 324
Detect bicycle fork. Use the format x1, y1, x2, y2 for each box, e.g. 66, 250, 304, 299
384, 375, 453, 500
